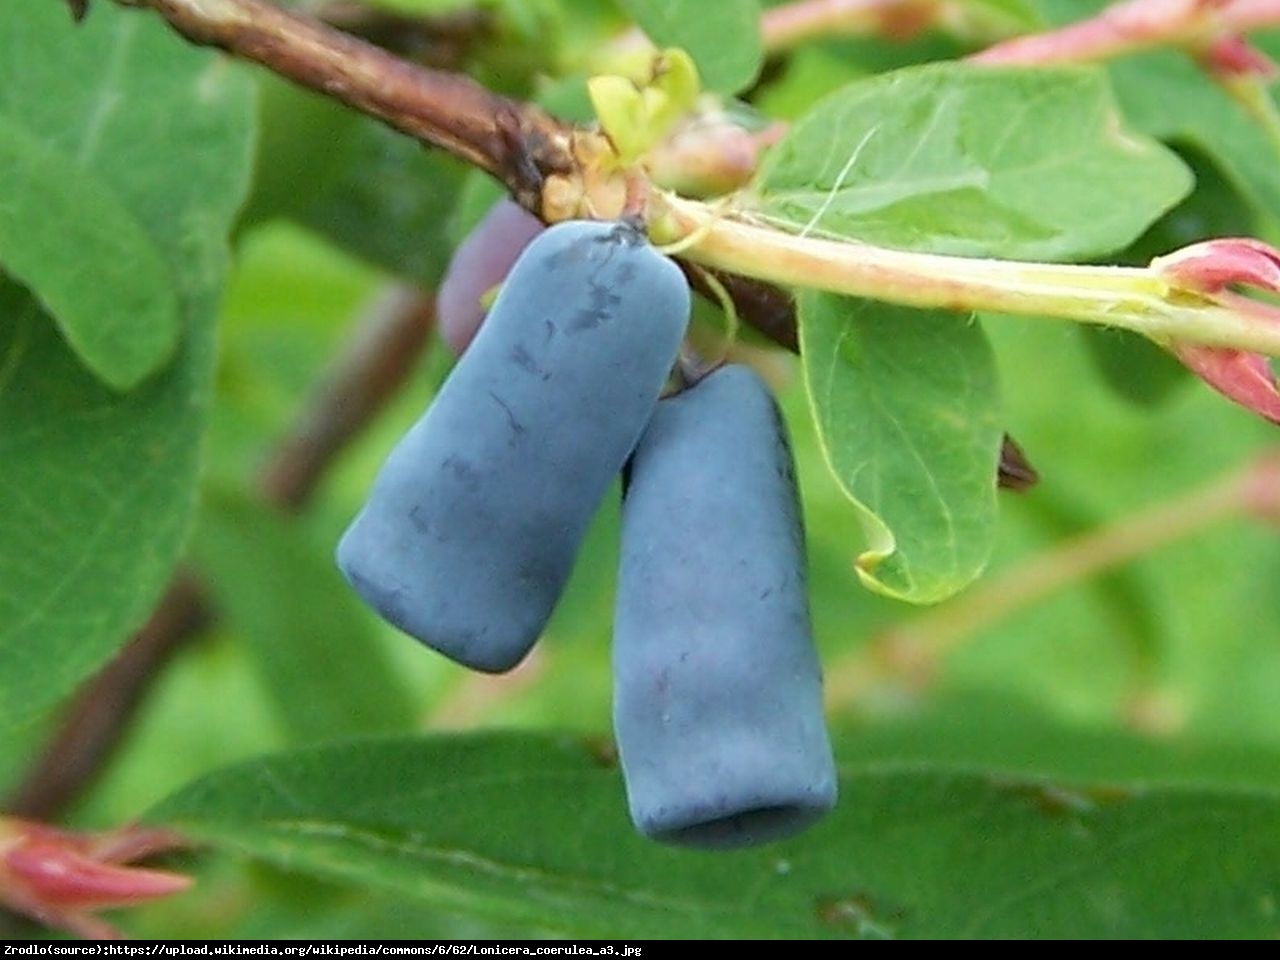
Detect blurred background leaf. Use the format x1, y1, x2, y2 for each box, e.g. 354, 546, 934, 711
191, 490, 419, 743
0, 1, 255, 732
616, 0, 763, 94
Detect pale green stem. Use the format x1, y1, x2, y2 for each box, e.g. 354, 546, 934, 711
661, 194, 1280, 356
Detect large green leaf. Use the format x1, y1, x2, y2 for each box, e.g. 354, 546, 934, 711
192, 491, 418, 744
242, 75, 468, 286
617, 0, 763, 94
0, 122, 178, 390
798, 294, 1003, 602
297, 122, 469, 286
0, 3, 255, 730
755, 63, 1192, 260
150, 732, 1280, 938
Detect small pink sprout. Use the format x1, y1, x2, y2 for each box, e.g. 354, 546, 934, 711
972, 0, 1220, 65
1195, 34, 1278, 78
0, 817, 192, 940
969, 0, 1280, 69
1153, 238, 1280, 423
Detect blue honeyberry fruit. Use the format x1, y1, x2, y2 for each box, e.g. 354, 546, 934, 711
612, 364, 837, 848
337, 219, 690, 672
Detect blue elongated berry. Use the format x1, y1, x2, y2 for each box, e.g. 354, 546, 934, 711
337, 219, 690, 672
612, 364, 837, 848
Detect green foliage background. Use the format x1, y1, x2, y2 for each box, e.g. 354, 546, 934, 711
3, 0, 1280, 940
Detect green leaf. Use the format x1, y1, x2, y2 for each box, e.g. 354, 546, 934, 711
833, 693, 1280, 791
1078, 327, 1189, 408
0, 122, 178, 390
798, 294, 1003, 603
617, 0, 763, 94
0, 5, 255, 284
0, 3, 255, 731
149, 732, 1280, 938
958, 0, 1044, 36
295, 116, 469, 286
192, 491, 418, 743
755, 63, 1192, 260
237, 75, 362, 230
1110, 51, 1280, 221
1026, 0, 1107, 21
754, 47, 869, 123
242, 76, 468, 286
0, 284, 218, 733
